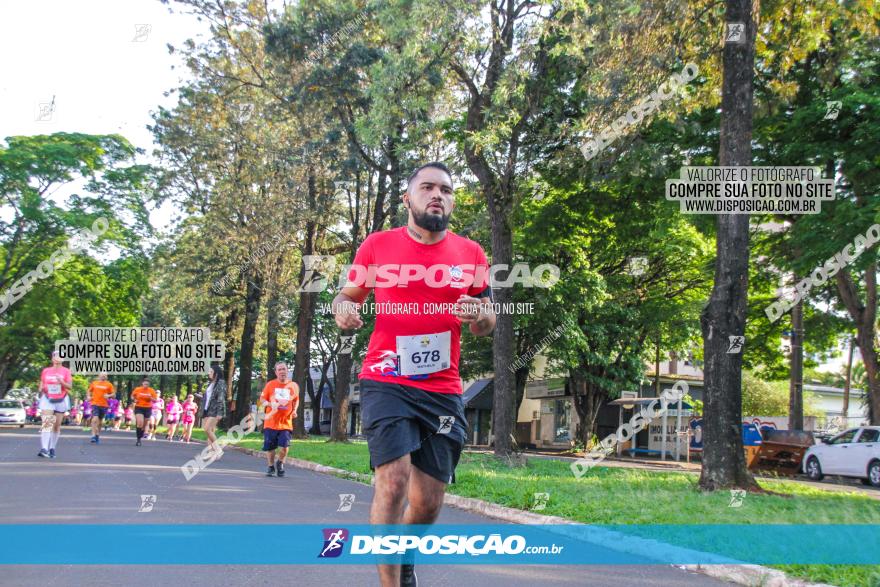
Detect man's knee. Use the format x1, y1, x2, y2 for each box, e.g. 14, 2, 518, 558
407, 469, 446, 518
408, 490, 443, 520
375, 457, 411, 499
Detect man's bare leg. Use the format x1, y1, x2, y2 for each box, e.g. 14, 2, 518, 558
402, 466, 446, 525
370, 455, 412, 587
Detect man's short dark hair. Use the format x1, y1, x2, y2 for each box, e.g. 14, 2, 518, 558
407, 162, 453, 191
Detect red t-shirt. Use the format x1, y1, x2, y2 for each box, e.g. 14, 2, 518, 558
350, 227, 490, 394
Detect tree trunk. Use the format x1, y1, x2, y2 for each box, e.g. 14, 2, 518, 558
371, 168, 388, 233
331, 350, 352, 441
843, 337, 854, 418
308, 374, 322, 435
835, 262, 879, 424
387, 131, 403, 228
293, 172, 318, 438
310, 360, 335, 435
514, 365, 529, 415
489, 199, 515, 455
235, 273, 263, 425
0, 359, 10, 398
789, 296, 804, 429
698, 0, 760, 491
856, 322, 880, 424
222, 309, 238, 424
570, 370, 604, 449
655, 333, 662, 396
266, 290, 280, 380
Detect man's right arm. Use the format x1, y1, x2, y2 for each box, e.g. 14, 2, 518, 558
332, 285, 370, 330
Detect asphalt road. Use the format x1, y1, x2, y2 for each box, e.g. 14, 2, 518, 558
0, 426, 732, 587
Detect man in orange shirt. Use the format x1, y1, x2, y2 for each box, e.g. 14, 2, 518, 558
258, 362, 299, 477
87, 372, 115, 444
131, 377, 158, 447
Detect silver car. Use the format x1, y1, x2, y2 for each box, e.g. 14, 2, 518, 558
803, 426, 880, 487
0, 399, 26, 428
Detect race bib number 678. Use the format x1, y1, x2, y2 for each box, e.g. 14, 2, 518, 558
396, 331, 451, 376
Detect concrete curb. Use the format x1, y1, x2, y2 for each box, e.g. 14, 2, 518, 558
679, 564, 837, 587
224, 443, 837, 587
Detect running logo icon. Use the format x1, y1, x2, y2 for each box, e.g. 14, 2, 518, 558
319, 528, 349, 558
132, 24, 152, 42
728, 489, 746, 508
339, 335, 356, 356
437, 416, 455, 435
138, 495, 156, 512
299, 255, 337, 293
726, 335, 745, 354
627, 257, 648, 277
337, 494, 355, 512
532, 492, 550, 511
725, 22, 745, 43
824, 101, 842, 120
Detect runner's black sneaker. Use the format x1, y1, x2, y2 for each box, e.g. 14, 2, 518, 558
38, 449, 49, 458
49, 448, 56, 458
266, 465, 276, 477
400, 563, 417, 586
135, 439, 141, 446
276, 461, 285, 477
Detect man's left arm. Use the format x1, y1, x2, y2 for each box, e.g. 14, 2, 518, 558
453, 295, 495, 336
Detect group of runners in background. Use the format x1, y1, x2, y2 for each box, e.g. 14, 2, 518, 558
33, 352, 203, 456
33, 352, 297, 470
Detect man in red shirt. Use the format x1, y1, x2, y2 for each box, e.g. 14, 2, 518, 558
258, 361, 299, 478
332, 162, 495, 587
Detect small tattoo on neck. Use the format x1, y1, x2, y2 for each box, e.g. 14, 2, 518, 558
407, 227, 423, 240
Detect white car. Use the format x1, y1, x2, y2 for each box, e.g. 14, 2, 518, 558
0, 399, 26, 427
803, 426, 880, 487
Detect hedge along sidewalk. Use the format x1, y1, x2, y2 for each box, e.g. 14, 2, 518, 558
208, 437, 848, 587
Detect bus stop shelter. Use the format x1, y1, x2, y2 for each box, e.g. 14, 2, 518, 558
607, 396, 693, 461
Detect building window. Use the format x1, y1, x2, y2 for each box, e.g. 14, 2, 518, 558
554, 399, 571, 442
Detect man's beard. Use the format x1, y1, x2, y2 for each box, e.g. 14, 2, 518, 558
413, 207, 451, 232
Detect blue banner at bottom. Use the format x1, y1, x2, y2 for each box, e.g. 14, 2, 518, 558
0, 524, 877, 565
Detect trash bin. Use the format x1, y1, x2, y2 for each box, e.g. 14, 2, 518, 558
748, 429, 815, 475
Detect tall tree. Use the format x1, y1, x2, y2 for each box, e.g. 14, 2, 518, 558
698, 0, 760, 491
0, 133, 152, 395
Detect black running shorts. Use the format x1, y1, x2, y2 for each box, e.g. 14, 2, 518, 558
134, 406, 152, 418
359, 378, 467, 484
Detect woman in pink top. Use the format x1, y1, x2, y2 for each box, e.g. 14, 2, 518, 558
123, 404, 134, 430
164, 396, 182, 441
147, 395, 165, 440
38, 351, 73, 458
181, 394, 197, 442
